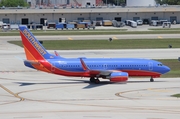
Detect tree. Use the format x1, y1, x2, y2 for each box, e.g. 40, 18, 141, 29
155, 0, 180, 5
0, 0, 28, 7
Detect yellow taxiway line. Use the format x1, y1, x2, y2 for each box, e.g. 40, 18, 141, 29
0, 84, 24, 101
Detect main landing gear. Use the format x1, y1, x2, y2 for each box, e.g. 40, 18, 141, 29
90, 77, 100, 84
150, 77, 154, 82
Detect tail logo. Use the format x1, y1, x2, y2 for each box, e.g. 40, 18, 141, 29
23, 29, 47, 56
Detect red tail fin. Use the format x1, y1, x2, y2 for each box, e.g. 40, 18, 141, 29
19, 25, 53, 60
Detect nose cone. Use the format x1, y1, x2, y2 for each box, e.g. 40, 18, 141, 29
163, 65, 170, 74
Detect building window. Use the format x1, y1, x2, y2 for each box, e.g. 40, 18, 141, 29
77, 17, 84, 22
2, 18, 10, 24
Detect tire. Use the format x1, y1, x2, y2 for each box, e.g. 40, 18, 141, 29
95, 79, 100, 84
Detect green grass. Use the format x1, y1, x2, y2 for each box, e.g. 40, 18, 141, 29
8, 39, 180, 50
149, 28, 180, 31
1, 29, 180, 36
171, 94, 180, 98
156, 59, 180, 78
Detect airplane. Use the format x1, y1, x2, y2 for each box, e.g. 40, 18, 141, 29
19, 25, 170, 84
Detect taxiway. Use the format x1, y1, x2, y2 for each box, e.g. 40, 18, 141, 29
0, 38, 180, 119
1, 34, 180, 41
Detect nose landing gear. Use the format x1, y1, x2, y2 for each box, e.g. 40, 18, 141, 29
150, 77, 154, 82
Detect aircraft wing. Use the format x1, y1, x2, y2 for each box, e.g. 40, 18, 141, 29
80, 58, 121, 76
90, 69, 121, 76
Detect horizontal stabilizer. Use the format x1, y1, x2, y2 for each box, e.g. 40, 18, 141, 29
24, 60, 39, 65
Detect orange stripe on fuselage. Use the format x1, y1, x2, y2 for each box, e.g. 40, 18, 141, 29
23, 45, 51, 73
33, 63, 51, 73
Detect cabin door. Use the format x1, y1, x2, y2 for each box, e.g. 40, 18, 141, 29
149, 62, 153, 71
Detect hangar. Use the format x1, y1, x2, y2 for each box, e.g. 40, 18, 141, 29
0, 6, 179, 25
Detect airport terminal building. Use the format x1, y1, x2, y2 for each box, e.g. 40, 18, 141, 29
0, 0, 179, 25
0, 6, 179, 25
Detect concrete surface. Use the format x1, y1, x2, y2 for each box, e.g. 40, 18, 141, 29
1, 34, 180, 41
0, 37, 180, 119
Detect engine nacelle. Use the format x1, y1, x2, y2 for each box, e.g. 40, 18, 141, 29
110, 72, 128, 82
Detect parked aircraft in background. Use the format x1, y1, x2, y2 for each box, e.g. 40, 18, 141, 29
19, 25, 170, 84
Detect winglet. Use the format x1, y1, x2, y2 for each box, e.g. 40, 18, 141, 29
54, 51, 59, 56
80, 58, 89, 71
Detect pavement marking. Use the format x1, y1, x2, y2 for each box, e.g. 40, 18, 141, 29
68, 37, 73, 40
158, 36, 163, 39
0, 84, 24, 101
116, 87, 179, 100
148, 88, 172, 92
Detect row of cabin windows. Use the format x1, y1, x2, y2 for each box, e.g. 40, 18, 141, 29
59, 64, 148, 68
121, 65, 148, 67
87, 65, 118, 67
60, 65, 118, 67
60, 65, 80, 67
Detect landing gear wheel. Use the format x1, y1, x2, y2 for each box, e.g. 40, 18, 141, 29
94, 79, 100, 84
150, 77, 154, 82
90, 77, 95, 83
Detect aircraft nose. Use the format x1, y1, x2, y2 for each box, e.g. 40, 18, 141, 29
164, 66, 170, 73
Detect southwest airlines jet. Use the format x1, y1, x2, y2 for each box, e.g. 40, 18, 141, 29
19, 25, 170, 84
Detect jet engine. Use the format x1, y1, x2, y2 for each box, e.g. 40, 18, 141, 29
110, 72, 128, 82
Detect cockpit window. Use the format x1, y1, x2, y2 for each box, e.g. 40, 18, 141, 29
158, 64, 163, 66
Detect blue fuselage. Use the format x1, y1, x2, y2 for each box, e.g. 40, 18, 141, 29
36, 58, 170, 77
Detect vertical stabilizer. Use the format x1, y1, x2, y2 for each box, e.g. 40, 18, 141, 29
19, 25, 53, 60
